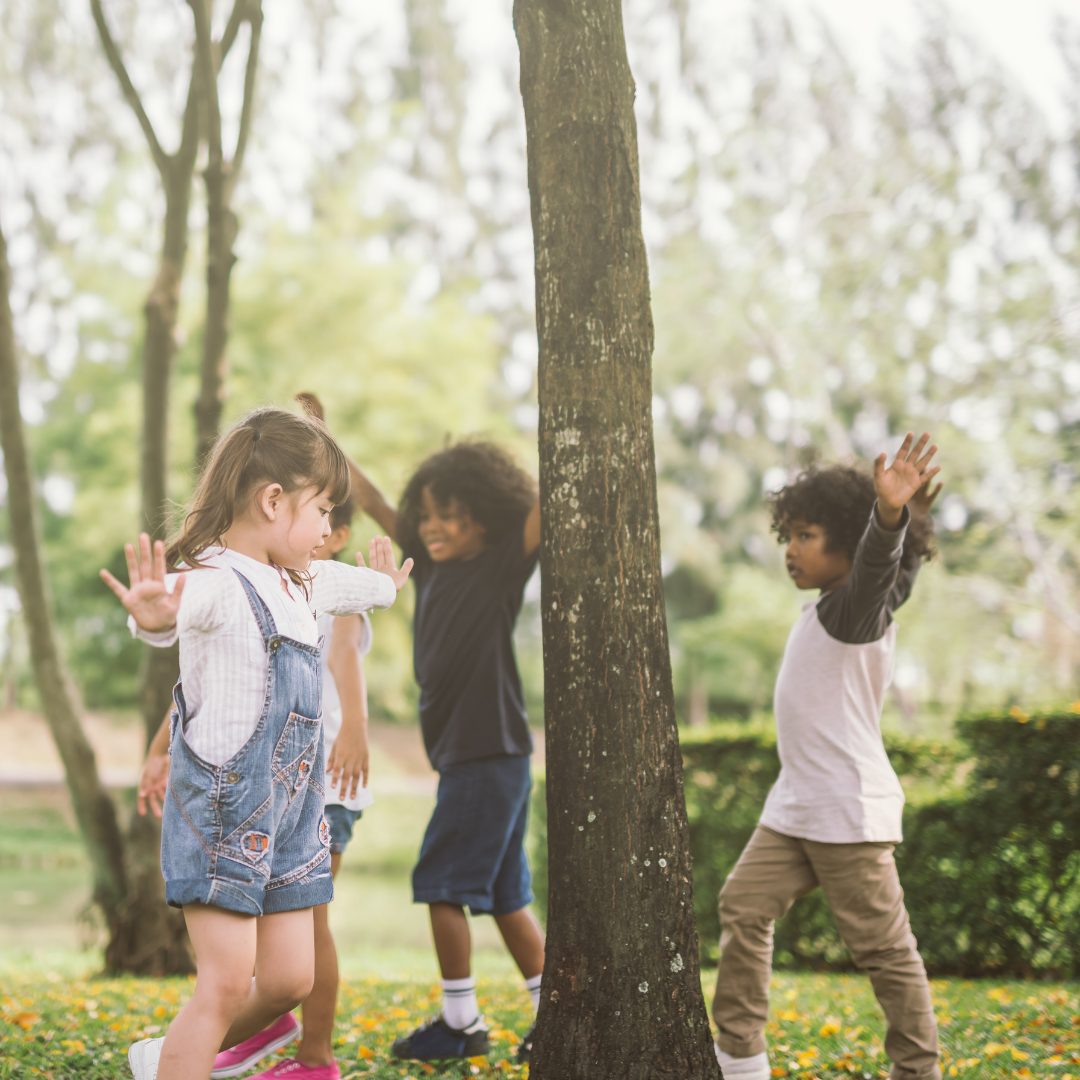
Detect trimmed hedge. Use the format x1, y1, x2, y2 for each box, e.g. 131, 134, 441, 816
529, 711, 1080, 978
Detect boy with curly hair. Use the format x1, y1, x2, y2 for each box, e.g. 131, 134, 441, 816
712, 433, 943, 1080
344, 439, 544, 1065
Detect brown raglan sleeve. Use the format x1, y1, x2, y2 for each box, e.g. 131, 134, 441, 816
816, 506, 916, 645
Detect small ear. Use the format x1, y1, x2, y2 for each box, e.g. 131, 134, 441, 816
258, 482, 285, 520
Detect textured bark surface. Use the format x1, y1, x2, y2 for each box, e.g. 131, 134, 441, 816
0, 215, 130, 938
515, 3, 722, 1077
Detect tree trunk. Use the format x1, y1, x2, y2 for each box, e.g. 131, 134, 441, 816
514, 3, 721, 1077
191, 0, 263, 470
109, 102, 200, 977
192, 174, 235, 469
0, 212, 130, 939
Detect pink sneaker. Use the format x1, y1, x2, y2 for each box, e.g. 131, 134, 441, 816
210, 1013, 302, 1079
248, 1061, 341, 1080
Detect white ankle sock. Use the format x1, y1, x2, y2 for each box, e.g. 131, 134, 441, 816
441, 976, 478, 1030
715, 1047, 770, 1080
525, 973, 542, 1014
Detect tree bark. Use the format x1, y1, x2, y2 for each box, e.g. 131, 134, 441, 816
92, 0, 206, 974
514, 2, 721, 1077
191, 0, 263, 470
0, 212, 130, 938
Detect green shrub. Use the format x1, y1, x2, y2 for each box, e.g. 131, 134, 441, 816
897, 711, 1080, 977
529, 711, 1080, 977
678, 721, 967, 971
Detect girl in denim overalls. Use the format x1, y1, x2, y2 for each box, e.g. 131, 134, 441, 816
102, 408, 412, 1080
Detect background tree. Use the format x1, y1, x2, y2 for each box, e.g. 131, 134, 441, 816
191, 0, 263, 467
514, 1, 719, 1076
90, 0, 202, 974
0, 211, 131, 964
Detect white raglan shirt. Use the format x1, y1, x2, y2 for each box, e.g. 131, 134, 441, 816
132, 547, 395, 766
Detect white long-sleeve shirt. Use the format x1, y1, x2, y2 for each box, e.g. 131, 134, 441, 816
132, 547, 395, 765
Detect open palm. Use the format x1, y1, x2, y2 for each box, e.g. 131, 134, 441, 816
357, 535, 413, 591
874, 432, 941, 519
100, 533, 185, 632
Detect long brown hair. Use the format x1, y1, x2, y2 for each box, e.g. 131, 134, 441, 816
166, 407, 351, 588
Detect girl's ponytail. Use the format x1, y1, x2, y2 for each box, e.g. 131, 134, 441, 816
166, 408, 350, 577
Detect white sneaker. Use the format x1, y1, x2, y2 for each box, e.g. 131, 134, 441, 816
128, 1036, 165, 1080
715, 1045, 771, 1080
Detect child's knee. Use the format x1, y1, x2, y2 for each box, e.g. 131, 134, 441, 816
199, 970, 255, 1016
257, 968, 314, 1012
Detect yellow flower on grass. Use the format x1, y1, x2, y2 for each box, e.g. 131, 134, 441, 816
819, 1022, 840, 1038
777, 1010, 801, 1021
1010, 1049, 1029, 1061
948, 1067, 957, 1076
984, 1043, 1008, 1058
988, 988, 1013, 1004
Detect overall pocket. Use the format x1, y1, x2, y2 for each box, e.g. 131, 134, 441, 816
272, 712, 322, 801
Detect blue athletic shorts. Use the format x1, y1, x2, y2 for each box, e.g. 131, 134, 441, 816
323, 804, 363, 855
412, 755, 534, 917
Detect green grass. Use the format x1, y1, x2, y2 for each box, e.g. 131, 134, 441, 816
0, 960, 1078, 1080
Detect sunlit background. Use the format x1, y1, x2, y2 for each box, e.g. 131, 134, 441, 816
1, 0, 1078, 961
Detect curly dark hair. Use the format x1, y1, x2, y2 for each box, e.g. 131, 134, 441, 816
330, 492, 355, 533
398, 441, 538, 552
767, 465, 935, 572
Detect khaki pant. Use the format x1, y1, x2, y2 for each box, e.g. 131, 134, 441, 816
712, 825, 940, 1080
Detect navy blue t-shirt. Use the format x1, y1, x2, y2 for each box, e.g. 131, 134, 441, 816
404, 522, 538, 771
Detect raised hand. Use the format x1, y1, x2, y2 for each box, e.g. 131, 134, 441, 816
295, 392, 325, 422
910, 475, 944, 517
874, 433, 941, 529
100, 533, 186, 632
357, 537, 413, 592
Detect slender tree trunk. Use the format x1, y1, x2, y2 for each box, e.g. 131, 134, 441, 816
192, 171, 235, 469
107, 76, 202, 977
515, 3, 721, 1077
191, 0, 263, 469
0, 212, 130, 937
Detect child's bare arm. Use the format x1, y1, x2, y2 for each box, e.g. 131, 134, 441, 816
296, 391, 399, 541
523, 498, 540, 559
326, 615, 369, 799
137, 710, 172, 818
348, 460, 400, 542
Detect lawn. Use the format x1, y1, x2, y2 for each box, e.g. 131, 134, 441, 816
1, 958, 1077, 1080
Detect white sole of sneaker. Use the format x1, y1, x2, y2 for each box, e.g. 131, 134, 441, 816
209, 1022, 303, 1079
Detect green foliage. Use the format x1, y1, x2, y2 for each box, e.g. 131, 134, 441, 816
679, 723, 968, 972
533, 714, 1080, 976
671, 567, 803, 715
898, 710, 1080, 977
4, 962, 1079, 1079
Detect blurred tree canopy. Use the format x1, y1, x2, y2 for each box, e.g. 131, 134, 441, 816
1, 0, 1079, 728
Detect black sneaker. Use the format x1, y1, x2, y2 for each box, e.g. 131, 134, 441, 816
391, 1015, 490, 1061
515, 1020, 537, 1064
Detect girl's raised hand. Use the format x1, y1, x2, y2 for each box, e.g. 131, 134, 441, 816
874, 432, 941, 529
356, 536, 413, 591
100, 533, 186, 632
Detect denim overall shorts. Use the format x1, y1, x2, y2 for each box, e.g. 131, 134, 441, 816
161, 569, 334, 915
